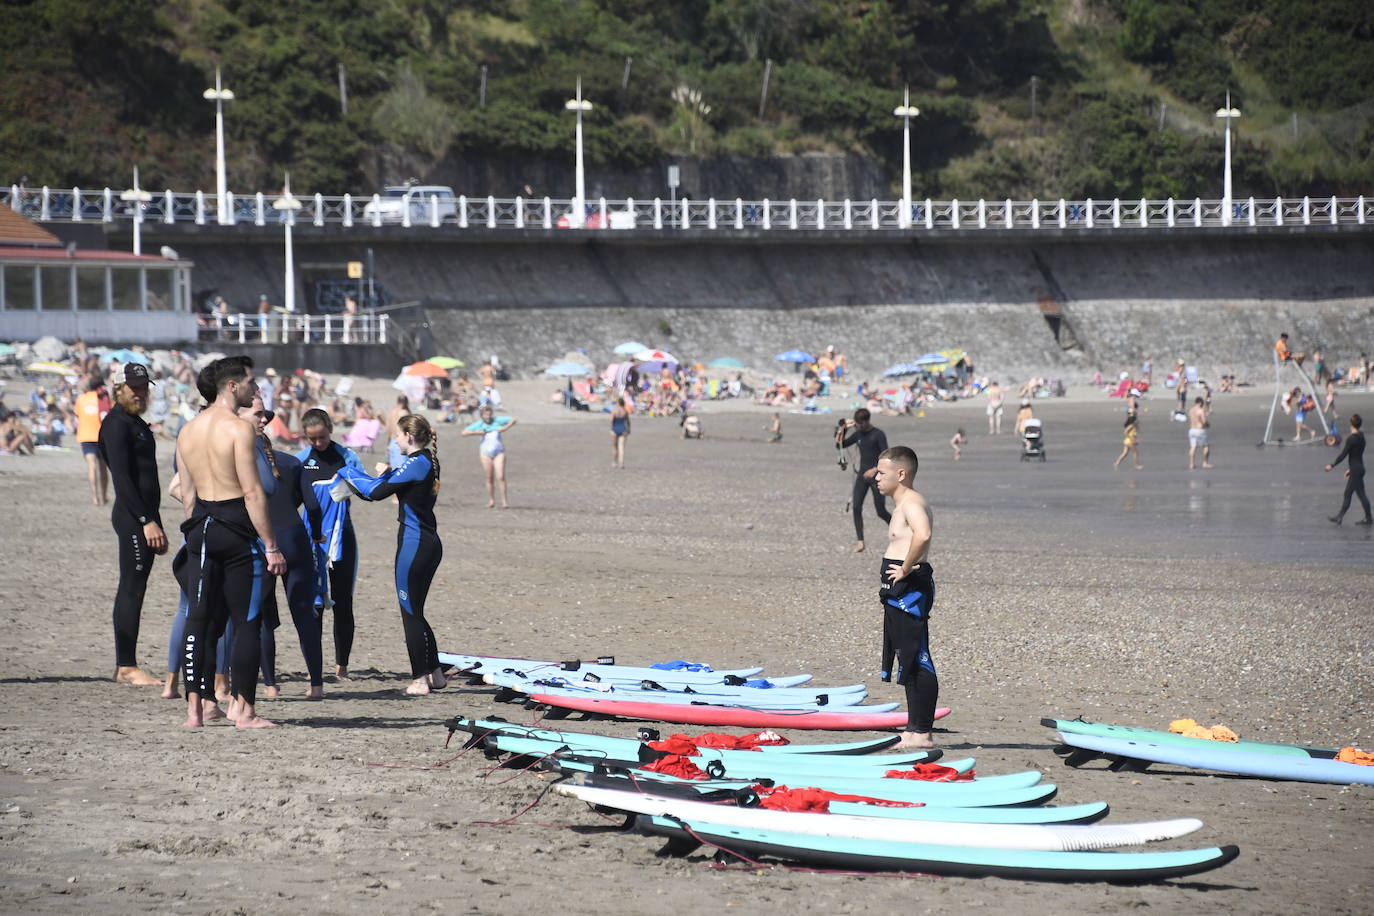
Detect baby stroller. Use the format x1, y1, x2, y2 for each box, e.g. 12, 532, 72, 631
1020, 418, 1046, 461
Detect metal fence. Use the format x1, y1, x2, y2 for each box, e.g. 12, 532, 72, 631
6, 185, 1371, 232
200, 312, 388, 345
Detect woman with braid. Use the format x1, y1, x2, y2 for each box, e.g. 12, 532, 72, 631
330, 415, 447, 694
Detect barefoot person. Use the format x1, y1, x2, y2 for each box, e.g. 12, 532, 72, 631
463, 404, 516, 507
1187, 396, 1213, 470
75, 376, 110, 506
874, 445, 939, 750
836, 408, 890, 553
98, 363, 168, 685
1326, 414, 1371, 526
175, 356, 286, 728
1114, 415, 1143, 470
331, 415, 447, 694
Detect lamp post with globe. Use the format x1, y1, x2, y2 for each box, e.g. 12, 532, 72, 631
564, 79, 594, 228
893, 88, 920, 229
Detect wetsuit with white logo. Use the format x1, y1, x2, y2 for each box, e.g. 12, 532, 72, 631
98, 403, 161, 668
297, 441, 363, 668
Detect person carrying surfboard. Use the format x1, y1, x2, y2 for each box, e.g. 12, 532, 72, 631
873, 445, 939, 751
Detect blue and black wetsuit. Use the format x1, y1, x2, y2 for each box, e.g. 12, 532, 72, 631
98, 403, 161, 668
180, 497, 268, 705
297, 440, 363, 668
336, 451, 443, 678
879, 558, 939, 734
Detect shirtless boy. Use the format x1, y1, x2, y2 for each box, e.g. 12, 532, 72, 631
874, 445, 939, 750
1187, 396, 1213, 470
175, 356, 286, 728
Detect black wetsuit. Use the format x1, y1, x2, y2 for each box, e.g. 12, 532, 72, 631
339, 452, 442, 678
1331, 430, 1370, 523
842, 424, 890, 541
181, 497, 268, 705
97, 403, 161, 668
879, 558, 939, 733
297, 441, 361, 668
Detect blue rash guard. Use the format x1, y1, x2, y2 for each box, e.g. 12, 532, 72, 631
296, 440, 363, 668
334, 451, 442, 678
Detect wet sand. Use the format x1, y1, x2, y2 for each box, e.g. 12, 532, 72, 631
1, 382, 1371, 914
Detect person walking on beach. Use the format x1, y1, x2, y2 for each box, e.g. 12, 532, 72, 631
837, 408, 890, 553
331, 415, 448, 694
766, 412, 782, 443
76, 375, 110, 506
985, 381, 1004, 434
874, 445, 938, 751
175, 356, 286, 728
1114, 415, 1142, 470
610, 399, 631, 466
98, 363, 168, 686
1187, 396, 1213, 470
1326, 414, 1371, 526
463, 404, 516, 506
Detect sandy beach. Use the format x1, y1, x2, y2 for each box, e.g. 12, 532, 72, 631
1, 378, 1370, 914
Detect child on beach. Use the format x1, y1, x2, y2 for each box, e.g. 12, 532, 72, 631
949, 428, 966, 460
874, 445, 938, 751
1114, 415, 1142, 469
766, 413, 782, 443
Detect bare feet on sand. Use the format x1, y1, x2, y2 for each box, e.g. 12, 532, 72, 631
851, 541, 865, 554
263, 685, 280, 698
306, 685, 324, 699
335, 665, 350, 680
893, 731, 937, 751
405, 668, 448, 695
226, 697, 278, 728
214, 673, 231, 704
160, 672, 180, 699
113, 666, 161, 686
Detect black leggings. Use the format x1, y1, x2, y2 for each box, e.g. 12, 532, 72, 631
851, 474, 891, 542
329, 524, 358, 667
181, 500, 268, 706
1337, 472, 1371, 522
111, 508, 156, 667
395, 526, 442, 678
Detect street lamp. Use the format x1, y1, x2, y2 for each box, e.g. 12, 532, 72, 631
893, 87, 920, 229
1215, 92, 1241, 226
120, 165, 152, 255
272, 172, 302, 314
564, 78, 593, 228
203, 67, 235, 225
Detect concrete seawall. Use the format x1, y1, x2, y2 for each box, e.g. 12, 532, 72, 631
117, 224, 1374, 382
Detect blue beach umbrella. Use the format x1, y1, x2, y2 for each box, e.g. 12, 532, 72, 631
913, 352, 949, 367
544, 361, 592, 377
775, 349, 815, 364
883, 362, 921, 378
99, 348, 151, 365
707, 356, 745, 369
613, 341, 648, 355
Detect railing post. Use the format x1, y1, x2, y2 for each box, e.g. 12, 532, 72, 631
843, 199, 853, 230
924, 198, 933, 230
380, 314, 388, 344
1359, 196, 1367, 226
1005, 198, 1013, 229
1302, 196, 1310, 225
238, 317, 247, 344
40, 186, 51, 220
653, 197, 662, 230
309, 192, 321, 226
432, 194, 441, 227
1329, 195, 1338, 225
255, 192, 266, 226
1083, 198, 1093, 229
736, 198, 745, 230
1275, 197, 1284, 226
1248, 196, 1256, 227
514, 196, 525, 229
280, 313, 288, 343
706, 198, 717, 230
950, 198, 960, 230
1058, 198, 1067, 228
8, 185, 17, 211
488, 195, 497, 229
457, 195, 468, 228
71, 186, 82, 221
816, 199, 825, 230
371, 194, 383, 227
1111, 198, 1120, 228
401, 194, 412, 228
1031, 198, 1040, 229
1192, 197, 1201, 227
103, 187, 113, 222
1166, 198, 1175, 227
543, 196, 552, 229
870, 198, 878, 230
682, 197, 691, 229
762, 199, 771, 231
1138, 198, 1147, 228
195, 190, 206, 225
789, 199, 797, 230
163, 189, 175, 224
977, 198, 986, 229
341, 193, 353, 227
325, 315, 332, 344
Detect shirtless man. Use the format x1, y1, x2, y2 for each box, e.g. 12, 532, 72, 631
175, 356, 286, 728
985, 381, 1004, 435
1187, 396, 1213, 470
874, 445, 939, 750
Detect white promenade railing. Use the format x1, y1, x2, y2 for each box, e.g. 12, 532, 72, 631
199, 312, 388, 346
5, 186, 1370, 233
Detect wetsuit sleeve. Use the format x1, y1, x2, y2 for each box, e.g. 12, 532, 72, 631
342, 445, 365, 473
295, 463, 323, 533
336, 454, 430, 501
1330, 438, 1353, 468
100, 416, 157, 525
841, 431, 860, 447
256, 442, 278, 496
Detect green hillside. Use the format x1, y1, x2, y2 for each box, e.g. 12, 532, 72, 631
1, 0, 1370, 198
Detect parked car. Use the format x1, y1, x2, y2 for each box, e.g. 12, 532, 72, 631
361, 185, 458, 224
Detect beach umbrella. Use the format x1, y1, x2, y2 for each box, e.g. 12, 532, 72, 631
913, 352, 949, 367
99, 348, 151, 366
426, 356, 464, 369
633, 349, 676, 363
883, 362, 921, 377
707, 356, 745, 369
403, 360, 449, 377
545, 361, 591, 377
26, 360, 74, 375
775, 349, 815, 363
613, 341, 648, 355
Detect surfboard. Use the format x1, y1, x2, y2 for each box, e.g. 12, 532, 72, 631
483, 670, 867, 703
558, 783, 1202, 851
526, 692, 949, 731
503, 682, 885, 711
1042, 717, 1338, 759
438, 652, 775, 684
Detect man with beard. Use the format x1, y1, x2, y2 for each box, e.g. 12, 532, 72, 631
175, 356, 286, 728
98, 363, 168, 685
